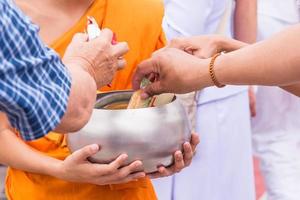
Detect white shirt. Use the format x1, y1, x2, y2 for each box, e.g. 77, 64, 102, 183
258, 0, 299, 23
163, 0, 247, 104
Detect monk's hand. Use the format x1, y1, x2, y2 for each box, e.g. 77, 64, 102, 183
132, 48, 212, 98
148, 133, 200, 179
63, 29, 129, 88
56, 144, 145, 185
168, 35, 248, 58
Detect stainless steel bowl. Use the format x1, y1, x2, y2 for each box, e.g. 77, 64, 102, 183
67, 90, 191, 173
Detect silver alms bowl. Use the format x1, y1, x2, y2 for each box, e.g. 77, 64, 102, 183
67, 90, 191, 173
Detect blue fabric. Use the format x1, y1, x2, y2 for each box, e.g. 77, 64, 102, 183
0, 0, 71, 141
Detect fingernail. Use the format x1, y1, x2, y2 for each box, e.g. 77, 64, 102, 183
159, 167, 165, 173
122, 154, 128, 160
176, 153, 182, 161
184, 143, 190, 149
135, 162, 142, 168
91, 144, 99, 151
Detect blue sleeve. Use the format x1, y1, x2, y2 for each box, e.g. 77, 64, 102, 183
0, 1, 71, 141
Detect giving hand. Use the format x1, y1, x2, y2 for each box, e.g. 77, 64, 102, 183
132, 48, 212, 98
168, 35, 248, 59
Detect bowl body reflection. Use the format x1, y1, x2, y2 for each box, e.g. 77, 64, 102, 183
67, 90, 191, 173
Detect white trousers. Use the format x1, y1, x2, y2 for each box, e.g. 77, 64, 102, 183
153, 91, 255, 200
251, 9, 300, 200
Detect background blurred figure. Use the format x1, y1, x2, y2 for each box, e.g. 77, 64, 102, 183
153, 0, 257, 199
252, 0, 300, 199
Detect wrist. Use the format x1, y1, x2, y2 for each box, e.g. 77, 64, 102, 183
208, 53, 226, 88
63, 57, 97, 84
194, 58, 214, 90
213, 53, 228, 86
41, 157, 65, 179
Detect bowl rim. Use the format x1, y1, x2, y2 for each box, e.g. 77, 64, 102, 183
94, 90, 177, 111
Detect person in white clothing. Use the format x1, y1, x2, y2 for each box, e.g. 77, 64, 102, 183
251, 0, 300, 199
152, 0, 257, 199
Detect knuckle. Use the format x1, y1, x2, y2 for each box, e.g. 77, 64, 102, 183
170, 38, 183, 46
153, 53, 166, 65
117, 171, 127, 179
94, 166, 106, 176
107, 167, 116, 174
84, 147, 92, 155
100, 40, 111, 50
95, 38, 110, 49
102, 28, 113, 34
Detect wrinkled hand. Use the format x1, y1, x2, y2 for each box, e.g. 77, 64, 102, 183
56, 144, 145, 185
63, 29, 129, 88
168, 35, 247, 58
132, 48, 212, 98
148, 133, 200, 179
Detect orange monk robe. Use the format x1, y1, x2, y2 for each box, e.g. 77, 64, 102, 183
5, 0, 166, 199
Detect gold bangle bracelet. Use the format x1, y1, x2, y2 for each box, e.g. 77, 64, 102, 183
209, 53, 225, 88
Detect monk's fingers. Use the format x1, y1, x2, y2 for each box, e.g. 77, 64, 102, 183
116, 160, 144, 176
147, 165, 174, 179
99, 28, 114, 42
100, 154, 128, 174
182, 142, 193, 167
112, 42, 129, 58
103, 172, 146, 185
117, 58, 127, 70
147, 167, 167, 179
173, 151, 185, 172
190, 133, 200, 153
101, 161, 144, 182
70, 144, 100, 163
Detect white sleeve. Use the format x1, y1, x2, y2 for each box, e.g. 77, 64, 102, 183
163, 0, 231, 40
162, 0, 211, 40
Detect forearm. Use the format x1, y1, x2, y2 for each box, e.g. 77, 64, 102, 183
55, 62, 97, 133
214, 25, 300, 87
234, 0, 257, 43
0, 129, 62, 177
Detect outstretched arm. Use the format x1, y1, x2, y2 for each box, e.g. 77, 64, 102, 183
132, 25, 300, 97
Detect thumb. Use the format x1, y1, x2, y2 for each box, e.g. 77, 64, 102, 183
132, 59, 157, 90
168, 37, 189, 50
142, 81, 164, 98
71, 144, 100, 163
72, 33, 89, 43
